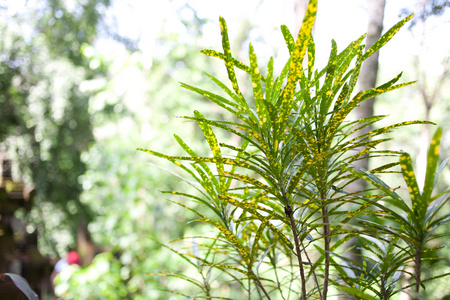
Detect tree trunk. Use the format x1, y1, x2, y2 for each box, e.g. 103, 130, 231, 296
77, 221, 101, 265
340, 2, 386, 299
354, 0, 386, 180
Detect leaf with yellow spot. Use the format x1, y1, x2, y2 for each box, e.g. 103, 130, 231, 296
138, 148, 256, 173
318, 39, 338, 122
272, 57, 291, 101
220, 170, 278, 196
422, 127, 442, 202
360, 14, 413, 62
202, 263, 253, 278
200, 49, 266, 82
195, 218, 250, 265
218, 17, 247, 109
250, 224, 270, 267
333, 33, 365, 85
280, 24, 295, 55
345, 49, 364, 100
265, 57, 274, 101
219, 195, 293, 249
275, 0, 317, 138
292, 127, 319, 157
354, 81, 416, 104
180, 81, 249, 121
249, 43, 270, 131
179, 116, 263, 152
307, 33, 315, 80
173, 134, 221, 194
400, 153, 425, 219
219, 194, 272, 215
193, 111, 226, 189
332, 83, 349, 112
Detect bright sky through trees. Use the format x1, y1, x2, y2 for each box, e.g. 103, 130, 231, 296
105, 0, 449, 75
5, 0, 448, 84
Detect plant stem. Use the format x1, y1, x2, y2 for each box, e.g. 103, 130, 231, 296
302, 240, 322, 299
414, 246, 422, 300
285, 203, 307, 300
248, 277, 251, 300
252, 271, 272, 300
321, 188, 330, 300
202, 273, 211, 298
273, 265, 288, 300
380, 275, 387, 300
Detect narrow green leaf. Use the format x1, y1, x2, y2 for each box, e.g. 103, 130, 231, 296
377, 72, 403, 89
148, 273, 203, 289
249, 43, 270, 131
425, 193, 449, 224
280, 24, 295, 54
164, 197, 212, 218
200, 49, 266, 82
265, 57, 274, 101
219, 17, 244, 99
423, 127, 442, 202
202, 263, 253, 278
333, 34, 365, 86
194, 111, 226, 188
173, 134, 220, 192
180, 81, 249, 122
341, 48, 363, 102
355, 81, 416, 104
220, 195, 293, 249
338, 285, 379, 300
153, 239, 204, 270
307, 33, 315, 80
3, 273, 39, 300
271, 57, 291, 104
345, 164, 410, 213
275, 0, 317, 139
250, 222, 267, 266
400, 153, 425, 219
196, 217, 250, 265
219, 171, 278, 197
360, 14, 413, 62
332, 83, 349, 112
318, 39, 338, 122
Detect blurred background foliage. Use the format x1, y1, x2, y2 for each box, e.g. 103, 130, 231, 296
0, 0, 448, 299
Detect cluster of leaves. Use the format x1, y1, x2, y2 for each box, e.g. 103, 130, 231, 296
139, 0, 449, 299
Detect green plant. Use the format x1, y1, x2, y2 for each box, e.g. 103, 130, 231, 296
344, 127, 450, 299
139, 0, 449, 298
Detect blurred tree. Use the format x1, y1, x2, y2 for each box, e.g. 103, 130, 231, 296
400, 0, 450, 29
54, 2, 221, 297
354, 0, 386, 191
0, 0, 128, 258
400, 0, 450, 186
399, 2, 450, 299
